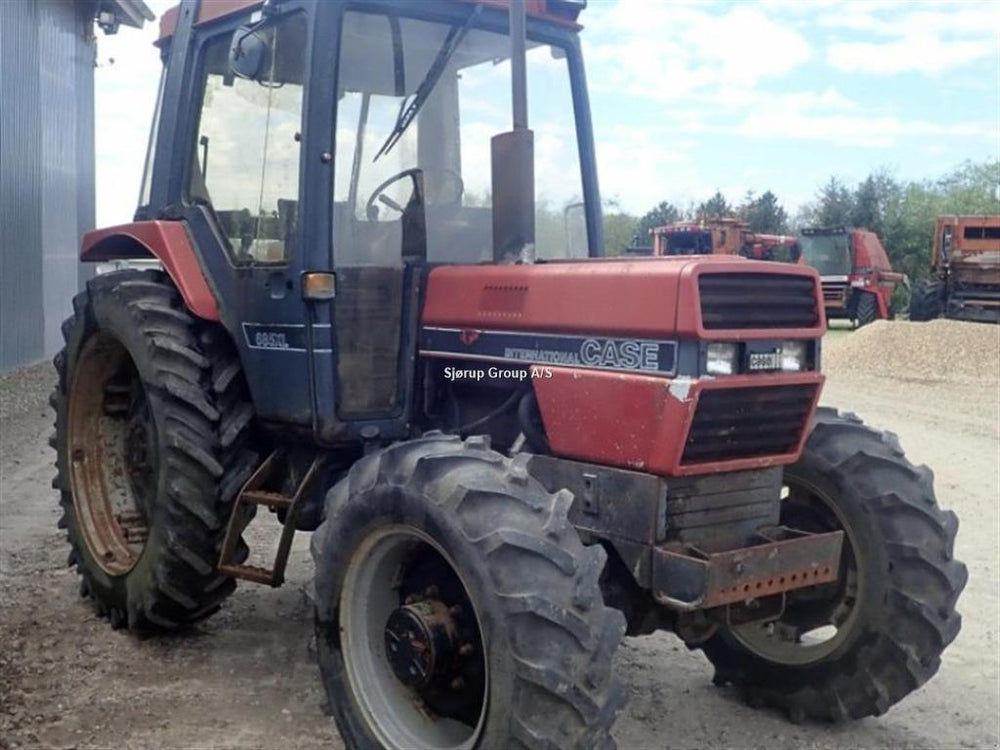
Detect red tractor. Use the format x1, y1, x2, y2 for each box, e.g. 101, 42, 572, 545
51, 1, 964, 747
798, 227, 904, 326
651, 218, 801, 263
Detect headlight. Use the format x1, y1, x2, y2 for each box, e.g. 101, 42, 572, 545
781, 340, 807, 371
706, 342, 738, 375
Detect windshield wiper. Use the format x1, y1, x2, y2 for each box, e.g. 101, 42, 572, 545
374, 5, 482, 161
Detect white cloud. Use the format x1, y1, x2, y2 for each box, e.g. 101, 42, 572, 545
736, 110, 994, 148
822, 2, 999, 75
585, 0, 813, 102
828, 35, 996, 75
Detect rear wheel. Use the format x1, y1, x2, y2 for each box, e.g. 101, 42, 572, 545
312, 433, 626, 749
699, 408, 966, 722
51, 269, 257, 630
908, 279, 944, 321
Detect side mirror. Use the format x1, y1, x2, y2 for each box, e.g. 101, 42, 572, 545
228, 25, 267, 80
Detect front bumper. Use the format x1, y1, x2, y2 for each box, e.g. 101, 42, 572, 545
528, 456, 845, 614
652, 526, 844, 610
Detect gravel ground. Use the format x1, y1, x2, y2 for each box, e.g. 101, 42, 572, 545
824, 319, 1000, 384
2, 324, 998, 750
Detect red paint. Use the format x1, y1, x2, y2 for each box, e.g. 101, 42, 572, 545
81, 221, 220, 322
533, 370, 824, 477
424, 257, 826, 341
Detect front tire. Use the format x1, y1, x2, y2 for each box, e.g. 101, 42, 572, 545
311, 433, 626, 749
909, 279, 944, 321
854, 292, 878, 327
51, 269, 258, 630
699, 408, 966, 722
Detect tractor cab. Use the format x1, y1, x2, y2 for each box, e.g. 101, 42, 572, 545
130, 0, 600, 438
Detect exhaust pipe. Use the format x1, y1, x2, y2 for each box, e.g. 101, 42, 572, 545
491, 0, 535, 263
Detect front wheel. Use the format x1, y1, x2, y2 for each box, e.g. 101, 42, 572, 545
311, 433, 626, 749
854, 292, 878, 327
909, 279, 944, 321
699, 408, 966, 722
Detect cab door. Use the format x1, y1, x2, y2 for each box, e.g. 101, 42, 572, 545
179, 7, 319, 424
326, 9, 429, 428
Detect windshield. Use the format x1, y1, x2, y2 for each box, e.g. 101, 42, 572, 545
800, 235, 851, 275
334, 11, 586, 264
665, 231, 712, 255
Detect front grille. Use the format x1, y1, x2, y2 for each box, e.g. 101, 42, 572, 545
822, 282, 848, 303
699, 273, 819, 329
682, 384, 816, 465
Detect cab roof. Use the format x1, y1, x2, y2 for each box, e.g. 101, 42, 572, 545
158, 0, 582, 43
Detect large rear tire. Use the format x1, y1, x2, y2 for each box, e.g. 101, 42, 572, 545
908, 279, 944, 321
698, 408, 966, 722
50, 269, 258, 630
311, 433, 626, 749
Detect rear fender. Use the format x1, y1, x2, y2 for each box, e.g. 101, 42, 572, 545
81, 221, 220, 322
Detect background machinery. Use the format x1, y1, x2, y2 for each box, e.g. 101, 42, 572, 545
798, 227, 903, 327
910, 215, 1000, 323
649, 218, 801, 262
50, 1, 966, 747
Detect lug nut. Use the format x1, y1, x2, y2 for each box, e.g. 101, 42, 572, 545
424, 585, 440, 598
448, 605, 463, 617
458, 643, 474, 657
450, 677, 465, 690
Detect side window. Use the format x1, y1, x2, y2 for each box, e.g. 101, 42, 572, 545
190, 13, 307, 264
138, 68, 165, 209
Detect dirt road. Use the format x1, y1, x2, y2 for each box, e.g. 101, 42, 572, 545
2, 357, 998, 749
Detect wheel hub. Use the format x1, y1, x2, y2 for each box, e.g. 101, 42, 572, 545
384, 600, 456, 688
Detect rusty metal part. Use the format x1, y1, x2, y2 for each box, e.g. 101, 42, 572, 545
67, 333, 150, 577
218, 450, 327, 586
652, 525, 844, 611
384, 599, 458, 689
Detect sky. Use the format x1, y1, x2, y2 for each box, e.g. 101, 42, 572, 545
94, 0, 999, 226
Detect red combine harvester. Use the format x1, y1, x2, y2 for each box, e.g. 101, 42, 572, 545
651, 218, 801, 263
798, 227, 903, 327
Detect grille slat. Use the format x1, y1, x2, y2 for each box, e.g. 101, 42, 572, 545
699, 273, 820, 329
682, 384, 817, 465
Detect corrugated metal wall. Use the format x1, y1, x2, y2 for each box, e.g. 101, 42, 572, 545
0, 0, 96, 372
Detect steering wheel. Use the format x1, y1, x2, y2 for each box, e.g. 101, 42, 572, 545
364, 168, 423, 222
364, 167, 466, 221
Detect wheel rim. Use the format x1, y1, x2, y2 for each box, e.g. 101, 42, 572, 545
340, 525, 488, 750
729, 476, 863, 665
67, 333, 153, 576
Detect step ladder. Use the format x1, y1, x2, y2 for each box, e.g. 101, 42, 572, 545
218, 450, 326, 587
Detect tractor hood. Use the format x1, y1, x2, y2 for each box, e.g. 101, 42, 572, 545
421, 255, 826, 342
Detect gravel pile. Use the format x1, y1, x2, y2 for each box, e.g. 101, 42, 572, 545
823, 319, 1000, 383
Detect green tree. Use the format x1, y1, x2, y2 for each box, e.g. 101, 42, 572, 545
601, 198, 639, 256
740, 190, 788, 233
696, 190, 732, 220
811, 177, 855, 228
634, 201, 682, 247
